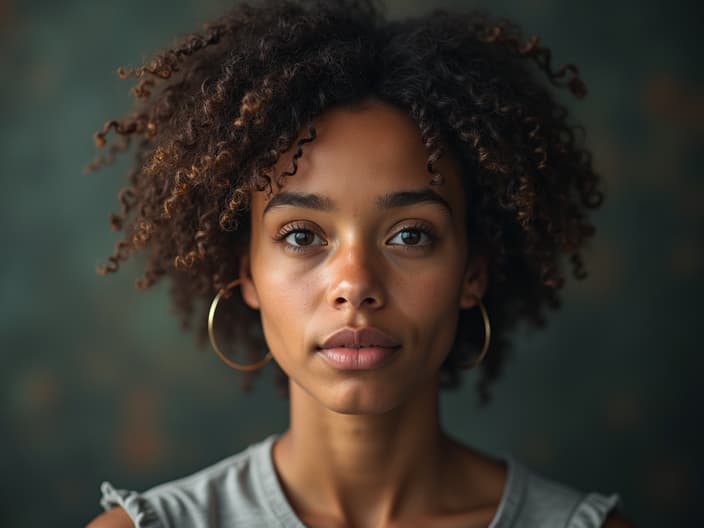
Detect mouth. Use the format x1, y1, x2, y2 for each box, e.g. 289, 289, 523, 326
316, 326, 402, 370
318, 326, 401, 349
315, 345, 401, 370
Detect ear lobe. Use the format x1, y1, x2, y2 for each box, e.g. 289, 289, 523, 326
238, 254, 261, 310
459, 254, 489, 309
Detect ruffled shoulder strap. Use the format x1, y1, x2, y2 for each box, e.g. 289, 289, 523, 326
498, 456, 624, 528
566, 492, 623, 528
100, 481, 164, 528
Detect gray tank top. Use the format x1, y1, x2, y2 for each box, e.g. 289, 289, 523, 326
99, 433, 622, 527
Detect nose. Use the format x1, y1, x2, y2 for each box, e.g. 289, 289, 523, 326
326, 240, 386, 311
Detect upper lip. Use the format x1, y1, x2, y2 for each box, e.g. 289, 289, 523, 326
318, 327, 401, 349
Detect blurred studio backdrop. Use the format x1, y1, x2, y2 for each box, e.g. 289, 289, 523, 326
1, 0, 702, 526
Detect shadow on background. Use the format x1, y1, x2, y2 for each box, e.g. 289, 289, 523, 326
1, 0, 701, 526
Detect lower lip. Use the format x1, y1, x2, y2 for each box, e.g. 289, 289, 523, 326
317, 346, 400, 370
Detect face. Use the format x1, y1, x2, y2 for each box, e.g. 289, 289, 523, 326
239, 97, 487, 415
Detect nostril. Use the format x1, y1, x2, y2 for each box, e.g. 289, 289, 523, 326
331, 292, 383, 309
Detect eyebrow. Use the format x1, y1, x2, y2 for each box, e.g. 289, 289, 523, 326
262, 188, 453, 218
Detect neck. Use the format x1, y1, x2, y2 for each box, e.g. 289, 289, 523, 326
272, 373, 459, 526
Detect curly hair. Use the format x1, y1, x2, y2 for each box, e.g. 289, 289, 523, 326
87, 0, 604, 406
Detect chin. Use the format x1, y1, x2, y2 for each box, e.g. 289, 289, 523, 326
317, 381, 407, 415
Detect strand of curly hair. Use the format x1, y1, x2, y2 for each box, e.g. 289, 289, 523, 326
86, 0, 604, 406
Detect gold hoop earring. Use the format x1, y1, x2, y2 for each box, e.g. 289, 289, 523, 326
208, 278, 272, 372
457, 297, 491, 370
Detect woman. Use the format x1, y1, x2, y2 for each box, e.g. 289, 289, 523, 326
86, 1, 634, 526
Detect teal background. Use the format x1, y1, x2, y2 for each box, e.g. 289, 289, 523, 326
1, 0, 702, 526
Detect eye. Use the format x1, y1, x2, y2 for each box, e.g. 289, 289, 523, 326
274, 223, 327, 253
387, 223, 436, 248
286, 229, 323, 247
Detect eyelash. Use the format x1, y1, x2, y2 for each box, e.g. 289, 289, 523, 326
273, 222, 326, 254
272, 221, 437, 254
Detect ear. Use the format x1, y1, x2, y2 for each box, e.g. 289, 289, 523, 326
459, 254, 489, 309
238, 253, 261, 310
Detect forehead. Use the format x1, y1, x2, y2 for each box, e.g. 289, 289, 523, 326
251, 98, 464, 215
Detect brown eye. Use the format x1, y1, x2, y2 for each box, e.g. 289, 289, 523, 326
275, 225, 327, 253
388, 227, 433, 247
400, 230, 421, 245
289, 230, 315, 246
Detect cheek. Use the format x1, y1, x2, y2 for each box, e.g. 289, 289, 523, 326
398, 258, 463, 311
259, 268, 314, 310
251, 255, 320, 354
394, 269, 462, 352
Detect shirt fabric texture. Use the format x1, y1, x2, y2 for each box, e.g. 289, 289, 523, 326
99, 433, 622, 527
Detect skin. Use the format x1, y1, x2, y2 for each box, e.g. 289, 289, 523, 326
85, 96, 635, 528
238, 96, 504, 528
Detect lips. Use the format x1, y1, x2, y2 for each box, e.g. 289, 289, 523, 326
318, 326, 401, 350
316, 326, 401, 370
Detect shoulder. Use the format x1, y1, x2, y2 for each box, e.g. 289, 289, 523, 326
603, 511, 637, 528
85, 507, 135, 528
89, 435, 275, 528
506, 456, 626, 528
